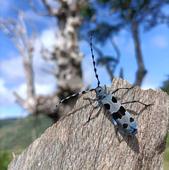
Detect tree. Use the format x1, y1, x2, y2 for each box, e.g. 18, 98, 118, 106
0, 11, 60, 120
87, 0, 169, 86
0, 0, 90, 121
161, 76, 169, 94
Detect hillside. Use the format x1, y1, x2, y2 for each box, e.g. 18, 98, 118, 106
0, 115, 53, 153
0, 115, 53, 170
0, 118, 17, 128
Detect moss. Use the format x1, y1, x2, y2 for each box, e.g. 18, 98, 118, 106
0, 151, 12, 170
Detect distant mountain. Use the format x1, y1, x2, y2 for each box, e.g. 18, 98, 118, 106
0, 115, 53, 153
0, 118, 17, 128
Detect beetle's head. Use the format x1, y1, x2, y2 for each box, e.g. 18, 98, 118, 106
95, 86, 106, 99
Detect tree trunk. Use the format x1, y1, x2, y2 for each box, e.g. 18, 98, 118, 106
23, 55, 35, 99
8, 78, 169, 170
42, 0, 84, 98
131, 21, 147, 86
41, 0, 85, 117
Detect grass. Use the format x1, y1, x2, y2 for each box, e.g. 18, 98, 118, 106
0, 151, 12, 170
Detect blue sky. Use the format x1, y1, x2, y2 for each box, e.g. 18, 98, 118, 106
0, 1, 169, 119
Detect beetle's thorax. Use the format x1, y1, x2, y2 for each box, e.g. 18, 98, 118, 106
95, 86, 107, 100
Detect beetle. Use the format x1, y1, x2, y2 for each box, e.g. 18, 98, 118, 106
56, 35, 152, 135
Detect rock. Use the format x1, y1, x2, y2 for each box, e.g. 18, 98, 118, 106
8, 78, 169, 170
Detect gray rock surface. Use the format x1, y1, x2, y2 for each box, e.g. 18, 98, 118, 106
8, 78, 169, 170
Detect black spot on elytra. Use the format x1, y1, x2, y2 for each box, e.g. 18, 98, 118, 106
112, 106, 126, 120
104, 103, 110, 110
112, 96, 117, 103
123, 123, 128, 129
119, 106, 126, 115
130, 117, 134, 122
112, 112, 122, 120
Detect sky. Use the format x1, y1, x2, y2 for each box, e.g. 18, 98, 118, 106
0, 0, 169, 119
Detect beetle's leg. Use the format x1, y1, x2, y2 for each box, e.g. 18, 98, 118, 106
121, 100, 153, 107
83, 105, 102, 126
83, 97, 97, 103
111, 86, 134, 95
124, 101, 153, 120
83, 97, 98, 108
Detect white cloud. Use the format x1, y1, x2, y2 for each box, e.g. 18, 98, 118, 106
0, 56, 24, 81
0, 78, 14, 105
151, 35, 168, 49
39, 28, 56, 51
0, 78, 26, 119
0, 27, 57, 84
15, 82, 56, 98
12, 27, 57, 97
35, 83, 55, 95
33, 28, 57, 85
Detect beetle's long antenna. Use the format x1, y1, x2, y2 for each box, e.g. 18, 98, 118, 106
90, 34, 101, 87
56, 88, 95, 108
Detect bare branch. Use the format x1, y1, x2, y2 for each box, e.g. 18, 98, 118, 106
110, 36, 121, 77
119, 67, 124, 79
110, 37, 120, 62
0, 12, 36, 99
131, 21, 147, 86
41, 0, 59, 16
13, 92, 25, 106
28, 0, 50, 16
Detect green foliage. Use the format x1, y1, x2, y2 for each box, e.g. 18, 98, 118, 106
0, 118, 17, 128
0, 115, 53, 152
0, 115, 53, 169
0, 151, 12, 170
94, 0, 169, 35
162, 77, 169, 169
97, 56, 117, 65
80, 4, 95, 20
91, 22, 121, 43
161, 78, 169, 169
164, 134, 169, 170
161, 76, 169, 95
98, 0, 110, 3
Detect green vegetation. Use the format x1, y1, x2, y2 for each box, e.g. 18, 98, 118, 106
0, 115, 53, 170
0, 151, 12, 170
164, 134, 169, 170
161, 77, 169, 170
